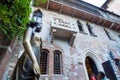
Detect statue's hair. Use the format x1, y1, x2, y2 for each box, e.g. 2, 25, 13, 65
34, 9, 42, 16
27, 22, 39, 28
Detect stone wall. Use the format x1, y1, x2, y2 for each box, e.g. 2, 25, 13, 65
3, 7, 120, 80
0, 35, 18, 80
36, 8, 120, 80
2, 40, 23, 80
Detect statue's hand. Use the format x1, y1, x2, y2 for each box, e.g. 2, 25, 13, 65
33, 62, 40, 75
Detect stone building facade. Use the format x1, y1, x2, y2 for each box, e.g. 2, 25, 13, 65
2, 0, 120, 80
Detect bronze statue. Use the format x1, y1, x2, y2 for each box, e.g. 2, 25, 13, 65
12, 22, 42, 80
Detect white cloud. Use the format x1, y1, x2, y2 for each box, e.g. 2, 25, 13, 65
82, 0, 107, 7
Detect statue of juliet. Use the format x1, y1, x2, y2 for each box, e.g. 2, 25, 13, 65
12, 22, 42, 80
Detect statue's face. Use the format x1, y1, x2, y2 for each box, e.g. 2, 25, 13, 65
32, 33, 41, 46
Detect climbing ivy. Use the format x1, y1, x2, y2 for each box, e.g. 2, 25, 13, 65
0, 0, 47, 40
0, 0, 31, 39
34, 0, 47, 6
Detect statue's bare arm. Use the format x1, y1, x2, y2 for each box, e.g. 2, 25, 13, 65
23, 27, 40, 74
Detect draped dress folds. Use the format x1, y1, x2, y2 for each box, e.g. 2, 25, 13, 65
12, 36, 41, 80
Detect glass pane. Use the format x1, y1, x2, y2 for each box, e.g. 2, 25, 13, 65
54, 52, 61, 74
40, 52, 48, 74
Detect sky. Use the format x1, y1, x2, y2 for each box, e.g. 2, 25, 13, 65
82, 0, 107, 7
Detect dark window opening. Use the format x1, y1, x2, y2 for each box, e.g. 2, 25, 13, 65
40, 51, 48, 74
85, 57, 98, 79
77, 20, 84, 32
102, 60, 117, 80
104, 29, 113, 40
118, 35, 120, 38
54, 50, 62, 74
87, 23, 95, 36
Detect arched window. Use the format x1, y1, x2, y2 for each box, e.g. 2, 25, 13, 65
85, 57, 98, 79
54, 50, 62, 74
33, 9, 42, 23
40, 49, 49, 74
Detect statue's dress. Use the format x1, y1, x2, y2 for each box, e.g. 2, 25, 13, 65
12, 34, 41, 80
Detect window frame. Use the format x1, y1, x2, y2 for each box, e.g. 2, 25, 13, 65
40, 49, 49, 74
104, 28, 115, 41
87, 23, 97, 37
53, 50, 62, 75
77, 20, 84, 32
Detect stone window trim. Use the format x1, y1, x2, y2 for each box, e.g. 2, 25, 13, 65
40, 74, 49, 77
79, 30, 88, 35
90, 34, 97, 37
110, 39, 115, 41
52, 74, 63, 77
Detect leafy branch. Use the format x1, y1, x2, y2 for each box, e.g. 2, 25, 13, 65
34, 0, 47, 6
0, 0, 31, 39
0, 0, 47, 40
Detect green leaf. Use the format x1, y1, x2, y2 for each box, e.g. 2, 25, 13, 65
0, 0, 31, 39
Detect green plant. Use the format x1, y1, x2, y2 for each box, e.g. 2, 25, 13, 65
0, 0, 47, 40
0, 0, 31, 39
34, 0, 47, 6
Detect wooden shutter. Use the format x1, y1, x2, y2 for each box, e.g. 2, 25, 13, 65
102, 60, 117, 80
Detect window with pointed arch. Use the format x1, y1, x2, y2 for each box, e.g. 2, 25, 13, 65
54, 50, 62, 74
33, 9, 42, 23
40, 49, 49, 74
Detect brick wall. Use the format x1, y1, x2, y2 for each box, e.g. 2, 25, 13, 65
0, 50, 10, 79
2, 40, 23, 80
0, 35, 17, 80
2, 7, 120, 80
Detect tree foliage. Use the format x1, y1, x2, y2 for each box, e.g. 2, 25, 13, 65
0, 0, 47, 40
34, 0, 47, 6
0, 0, 31, 39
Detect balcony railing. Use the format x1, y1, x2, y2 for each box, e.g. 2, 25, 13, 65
50, 17, 77, 45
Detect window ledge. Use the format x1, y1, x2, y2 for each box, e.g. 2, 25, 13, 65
90, 34, 97, 37
52, 74, 63, 76
109, 38, 115, 41
40, 75, 49, 77
79, 31, 88, 35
